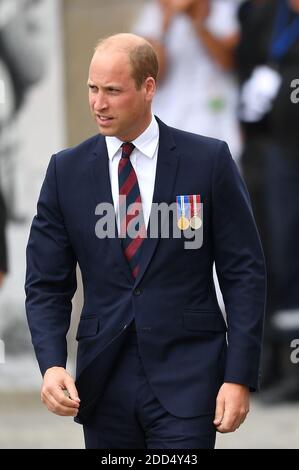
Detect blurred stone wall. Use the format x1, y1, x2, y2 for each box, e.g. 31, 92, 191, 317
0, 0, 66, 389
63, 0, 146, 146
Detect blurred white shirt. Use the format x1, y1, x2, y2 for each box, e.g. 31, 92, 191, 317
133, 0, 242, 160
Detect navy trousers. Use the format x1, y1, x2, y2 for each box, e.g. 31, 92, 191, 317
83, 325, 216, 449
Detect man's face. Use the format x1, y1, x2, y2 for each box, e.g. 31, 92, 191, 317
88, 49, 155, 142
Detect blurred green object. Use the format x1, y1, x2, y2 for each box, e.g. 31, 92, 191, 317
208, 97, 226, 111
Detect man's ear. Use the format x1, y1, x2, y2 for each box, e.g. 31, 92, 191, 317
144, 77, 156, 100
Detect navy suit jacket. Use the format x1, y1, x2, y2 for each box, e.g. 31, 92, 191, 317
25, 118, 266, 423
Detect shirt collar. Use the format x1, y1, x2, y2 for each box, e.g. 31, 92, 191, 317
105, 115, 159, 161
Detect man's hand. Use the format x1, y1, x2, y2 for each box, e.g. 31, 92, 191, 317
186, 0, 210, 26
158, 1, 209, 35
214, 383, 250, 433
41, 366, 80, 417
161, 0, 195, 15
159, 0, 177, 33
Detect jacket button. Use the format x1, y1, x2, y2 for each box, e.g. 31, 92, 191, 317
134, 288, 142, 296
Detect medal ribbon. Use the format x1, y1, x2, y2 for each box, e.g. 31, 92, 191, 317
189, 194, 201, 218
177, 195, 191, 225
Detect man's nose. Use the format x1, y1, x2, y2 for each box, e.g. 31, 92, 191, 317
94, 92, 108, 111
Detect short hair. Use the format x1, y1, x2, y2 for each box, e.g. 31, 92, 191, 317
95, 37, 159, 90
128, 42, 159, 89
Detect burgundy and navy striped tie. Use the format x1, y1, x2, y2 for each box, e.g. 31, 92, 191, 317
118, 142, 146, 278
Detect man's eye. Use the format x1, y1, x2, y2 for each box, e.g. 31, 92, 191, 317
89, 85, 97, 91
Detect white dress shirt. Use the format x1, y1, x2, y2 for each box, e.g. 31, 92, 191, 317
105, 115, 159, 231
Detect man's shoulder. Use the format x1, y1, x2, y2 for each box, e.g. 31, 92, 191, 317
170, 125, 223, 148
157, 117, 225, 153
54, 134, 102, 164
165, 124, 227, 163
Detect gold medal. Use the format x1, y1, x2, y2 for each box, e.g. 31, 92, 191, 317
178, 216, 190, 230
177, 195, 190, 230
190, 215, 202, 230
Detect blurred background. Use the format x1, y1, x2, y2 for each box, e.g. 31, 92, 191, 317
0, 0, 298, 448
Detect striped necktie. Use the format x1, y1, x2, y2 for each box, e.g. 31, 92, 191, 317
118, 142, 146, 278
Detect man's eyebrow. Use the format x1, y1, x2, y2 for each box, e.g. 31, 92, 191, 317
87, 82, 122, 89
103, 83, 122, 88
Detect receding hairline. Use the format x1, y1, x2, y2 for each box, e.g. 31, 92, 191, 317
94, 33, 152, 55
92, 34, 159, 88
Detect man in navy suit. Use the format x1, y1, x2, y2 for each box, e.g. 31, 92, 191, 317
25, 33, 266, 449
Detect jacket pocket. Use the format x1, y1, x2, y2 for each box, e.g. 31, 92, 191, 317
76, 316, 99, 340
183, 310, 227, 332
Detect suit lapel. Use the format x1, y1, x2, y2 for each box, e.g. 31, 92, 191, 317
134, 118, 180, 286
88, 120, 181, 287
88, 136, 133, 284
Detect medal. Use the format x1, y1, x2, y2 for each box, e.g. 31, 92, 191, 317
177, 195, 190, 230
178, 216, 190, 230
189, 194, 202, 230
190, 215, 202, 229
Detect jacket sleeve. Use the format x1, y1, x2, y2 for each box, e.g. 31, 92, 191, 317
212, 141, 266, 390
25, 155, 77, 376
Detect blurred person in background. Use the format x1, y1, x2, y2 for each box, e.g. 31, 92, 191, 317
25, 33, 265, 449
133, 0, 242, 160
0, 187, 8, 287
236, 0, 299, 402
0, 0, 46, 222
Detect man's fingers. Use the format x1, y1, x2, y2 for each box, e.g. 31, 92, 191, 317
42, 383, 79, 406
54, 388, 80, 408
41, 389, 79, 416
214, 383, 250, 433
239, 407, 249, 425
64, 377, 80, 404
213, 396, 224, 426
48, 401, 79, 417
216, 416, 238, 433
51, 386, 80, 408
41, 369, 80, 417
215, 404, 235, 433
216, 408, 249, 433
